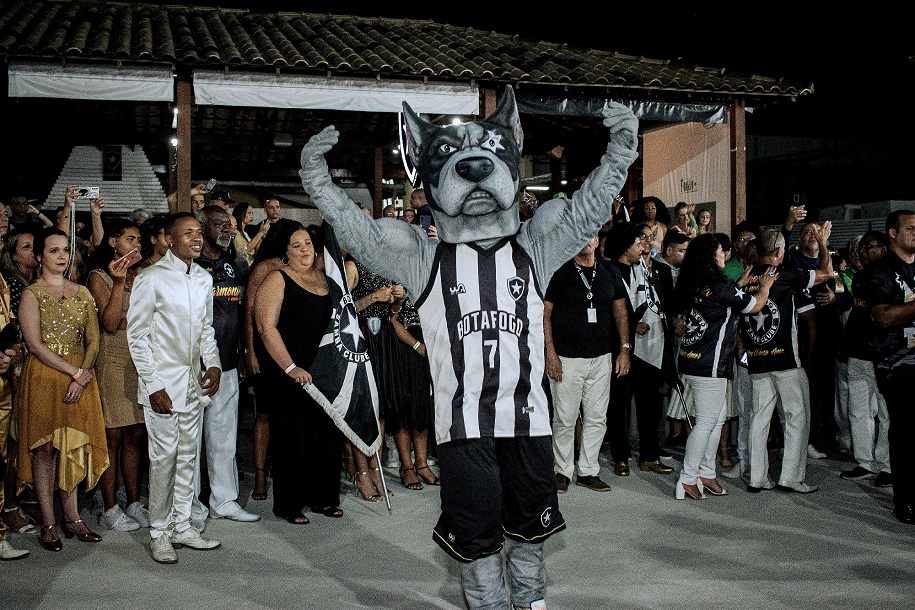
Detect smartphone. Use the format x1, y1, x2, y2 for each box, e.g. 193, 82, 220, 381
0, 324, 19, 353
77, 186, 100, 200
113, 247, 142, 268
205, 178, 217, 192
420, 215, 432, 232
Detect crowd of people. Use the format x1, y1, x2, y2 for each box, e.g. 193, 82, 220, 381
537, 192, 914, 525
1, 183, 913, 567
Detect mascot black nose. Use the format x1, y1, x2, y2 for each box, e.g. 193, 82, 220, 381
456, 157, 494, 183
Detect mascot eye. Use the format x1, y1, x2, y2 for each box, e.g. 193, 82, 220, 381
438, 143, 457, 155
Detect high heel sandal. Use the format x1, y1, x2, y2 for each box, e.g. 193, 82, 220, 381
39, 524, 63, 552
370, 466, 393, 498
355, 471, 382, 502
63, 519, 102, 542
251, 467, 268, 501
415, 465, 440, 486
699, 477, 728, 496
400, 466, 424, 490
675, 480, 706, 500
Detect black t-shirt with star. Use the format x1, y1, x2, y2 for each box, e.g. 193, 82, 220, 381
678, 277, 755, 379
195, 252, 242, 371
740, 264, 815, 374
545, 259, 626, 358
860, 251, 915, 374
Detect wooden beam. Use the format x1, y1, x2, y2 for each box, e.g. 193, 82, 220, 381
174, 74, 193, 213
729, 101, 747, 229
482, 88, 497, 118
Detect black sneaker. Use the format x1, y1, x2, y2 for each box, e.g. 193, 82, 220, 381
840, 466, 876, 481
576, 475, 611, 492
555, 473, 570, 494
874, 472, 893, 488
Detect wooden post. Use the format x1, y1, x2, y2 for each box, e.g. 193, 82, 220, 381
373, 146, 384, 218
174, 73, 193, 213
729, 101, 747, 230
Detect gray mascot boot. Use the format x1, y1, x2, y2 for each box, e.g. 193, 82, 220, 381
460, 552, 510, 609
504, 538, 547, 609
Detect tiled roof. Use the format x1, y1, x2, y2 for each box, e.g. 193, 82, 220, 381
0, 0, 812, 100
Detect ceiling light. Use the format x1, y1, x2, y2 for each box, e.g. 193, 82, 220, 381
170, 137, 178, 147
526, 186, 549, 191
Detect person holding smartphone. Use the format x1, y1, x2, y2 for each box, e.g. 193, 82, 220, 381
87, 219, 148, 533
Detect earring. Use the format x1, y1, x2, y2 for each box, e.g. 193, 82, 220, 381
281, 256, 289, 265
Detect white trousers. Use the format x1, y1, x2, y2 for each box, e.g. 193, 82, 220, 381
550, 353, 611, 478
733, 364, 753, 466
145, 400, 204, 539
847, 357, 891, 474
749, 368, 810, 486
834, 358, 852, 451
678, 374, 728, 485
193, 370, 240, 520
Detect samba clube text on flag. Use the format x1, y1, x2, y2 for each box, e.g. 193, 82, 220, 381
303, 221, 382, 456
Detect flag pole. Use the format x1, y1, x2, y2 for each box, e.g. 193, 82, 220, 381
375, 450, 392, 513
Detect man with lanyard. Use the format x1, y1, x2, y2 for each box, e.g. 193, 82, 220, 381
191, 206, 260, 529
863, 210, 915, 524
740, 224, 833, 494
544, 235, 630, 494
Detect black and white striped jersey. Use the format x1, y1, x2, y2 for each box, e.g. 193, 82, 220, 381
416, 238, 552, 445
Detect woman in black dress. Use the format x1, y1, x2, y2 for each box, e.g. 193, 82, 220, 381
255, 224, 344, 522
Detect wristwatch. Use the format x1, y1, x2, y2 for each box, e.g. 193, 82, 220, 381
620, 343, 632, 350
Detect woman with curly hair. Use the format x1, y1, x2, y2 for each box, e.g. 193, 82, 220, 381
672, 233, 775, 500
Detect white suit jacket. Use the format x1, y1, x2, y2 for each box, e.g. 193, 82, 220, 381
127, 249, 221, 412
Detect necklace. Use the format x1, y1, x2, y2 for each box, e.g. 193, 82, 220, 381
38, 276, 69, 300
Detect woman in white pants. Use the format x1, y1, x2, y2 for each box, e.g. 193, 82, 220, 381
673, 234, 776, 499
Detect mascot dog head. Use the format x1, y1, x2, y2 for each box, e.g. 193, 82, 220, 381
401, 86, 523, 245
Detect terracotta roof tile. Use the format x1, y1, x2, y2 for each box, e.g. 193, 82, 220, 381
0, 1, 811, 99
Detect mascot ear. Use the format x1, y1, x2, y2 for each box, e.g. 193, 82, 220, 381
486, 85, 523, 155
400, 103, 438, 188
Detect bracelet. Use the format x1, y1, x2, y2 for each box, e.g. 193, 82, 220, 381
412, 341, 421, 351
72, 368, 83, 380
284, 363, 297, 374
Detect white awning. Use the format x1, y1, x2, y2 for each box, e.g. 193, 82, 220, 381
193, 70, 479, 115
8, 61, 174, 101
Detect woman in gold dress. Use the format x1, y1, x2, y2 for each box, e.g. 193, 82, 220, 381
16, 227, 108, 551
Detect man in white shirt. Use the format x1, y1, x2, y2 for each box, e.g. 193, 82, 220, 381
127, 213, 223, 564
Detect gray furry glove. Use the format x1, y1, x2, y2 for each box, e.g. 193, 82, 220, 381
299, 125, 339, 195
602, 102, 639, 153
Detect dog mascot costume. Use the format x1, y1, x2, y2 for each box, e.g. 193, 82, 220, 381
300, 86, 638, 610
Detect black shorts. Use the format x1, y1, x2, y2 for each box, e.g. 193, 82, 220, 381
433, 436, 565, 562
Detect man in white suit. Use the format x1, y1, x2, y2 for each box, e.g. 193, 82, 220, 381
128, 213, 223, 564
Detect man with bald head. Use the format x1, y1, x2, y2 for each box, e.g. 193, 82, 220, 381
190, 206, 260, 529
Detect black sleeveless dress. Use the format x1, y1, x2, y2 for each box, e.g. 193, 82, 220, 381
264, 270, 343, 517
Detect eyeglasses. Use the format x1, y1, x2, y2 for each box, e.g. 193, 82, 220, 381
735, 237, 756, 244
862, 243, 885, 250
384, 212, 396, 217
639, 234, 652, 240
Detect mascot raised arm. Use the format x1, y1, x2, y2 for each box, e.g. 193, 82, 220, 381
300, 85, 638, 610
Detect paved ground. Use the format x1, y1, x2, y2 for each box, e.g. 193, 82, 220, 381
5, 401, 915, 610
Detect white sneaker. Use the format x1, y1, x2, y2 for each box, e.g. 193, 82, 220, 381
0, 539, 30, 560
124, 502, 150, 528
807, 444, 827, 459
172, 527, 221, 550
720, 462, 746, 480
99, 505, 141, 532
150, 535, 178, 564
209, 502, 260, 522
777, 480, 819, 494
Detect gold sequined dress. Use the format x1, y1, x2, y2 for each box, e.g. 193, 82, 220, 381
16, 283, 108, 494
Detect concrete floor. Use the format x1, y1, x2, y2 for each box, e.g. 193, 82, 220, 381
5, 405, 915, 610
